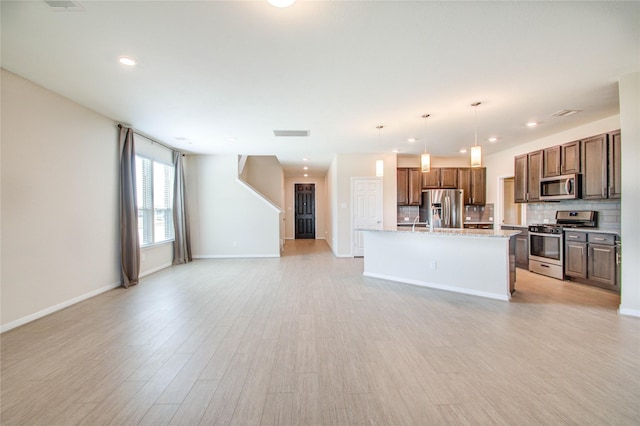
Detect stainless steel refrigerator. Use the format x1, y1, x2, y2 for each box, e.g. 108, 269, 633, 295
419, 189, 464, 229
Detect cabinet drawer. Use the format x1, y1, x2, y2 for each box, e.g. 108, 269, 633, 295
588, 233, 615, 245
564, 231, 586, 242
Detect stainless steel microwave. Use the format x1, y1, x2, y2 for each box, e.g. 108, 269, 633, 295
540, 174, 581, 200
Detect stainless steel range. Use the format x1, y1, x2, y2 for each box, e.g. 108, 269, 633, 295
528, 211, 597, 279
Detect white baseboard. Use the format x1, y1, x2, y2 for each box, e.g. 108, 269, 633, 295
140, 262, 173, 278
618, 307, 640, 318
1, 281, 122, 333
193, 254, 280, 259
363, 272, 510, 302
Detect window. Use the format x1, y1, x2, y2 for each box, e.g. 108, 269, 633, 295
136, 156, 174, 246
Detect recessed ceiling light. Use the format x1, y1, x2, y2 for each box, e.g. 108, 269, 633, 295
407, 138, 417, 143
526, 121, 539, 127
303, 173, 308, 177
302, 158, 309, 162
303, 166, 308, 170
118, 55, 137, 67
488, 137, 498, 142
459, 148, 468, 154
392, 149, 400, 153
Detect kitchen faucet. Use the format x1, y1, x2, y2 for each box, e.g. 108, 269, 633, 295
412, 215, 420, 232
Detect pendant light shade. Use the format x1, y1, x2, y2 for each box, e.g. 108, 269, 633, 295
470, 145, 482, 167
421, 153, 431, 173
421, 114, 431, 173
470, 102, 482, 168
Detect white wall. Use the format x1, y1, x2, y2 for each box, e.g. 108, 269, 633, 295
284, 176, 326, 240
186, 154, 282, 257
1, 69, 120, 330
325, 156, 338, 254
397, 155, 471, 168
334, 152, 398, 257
241, 156, 285, 209
618, 72, 640, 317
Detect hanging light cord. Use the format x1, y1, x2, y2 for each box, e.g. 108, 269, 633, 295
422, 114, 430, 153
472, 101, 481, 147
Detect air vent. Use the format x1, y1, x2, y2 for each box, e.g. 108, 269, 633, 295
551, 109, 582, 117
44, 1, 84, 11
273, 130, 310, 137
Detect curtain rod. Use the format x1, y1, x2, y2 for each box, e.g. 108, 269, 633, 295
117, 124, 176, 154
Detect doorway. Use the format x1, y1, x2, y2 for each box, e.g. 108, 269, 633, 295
502, 177, 522, 225
294, 183, 315, 239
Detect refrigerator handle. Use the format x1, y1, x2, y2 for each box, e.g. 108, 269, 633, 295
444, 196, 450, 226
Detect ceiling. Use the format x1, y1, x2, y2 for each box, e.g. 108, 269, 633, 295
2, 1, 638, 177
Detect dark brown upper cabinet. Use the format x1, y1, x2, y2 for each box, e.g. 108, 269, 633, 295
421, 168, 440, 189
439, 168, 458, 188
514, 150, 542, 203
397, 168, 408, 205
458, 167, 486, 205
397, 168, 422, 206
561, 140, 581, 174
608, 130, 621, 199
582, 134, 608, 199
543, 145, 561, 177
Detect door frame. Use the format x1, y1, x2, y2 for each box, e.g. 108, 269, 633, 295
351, 177, 383, 257
497, 174, 526, 228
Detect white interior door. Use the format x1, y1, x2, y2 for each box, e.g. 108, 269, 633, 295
352, 178, 383, 257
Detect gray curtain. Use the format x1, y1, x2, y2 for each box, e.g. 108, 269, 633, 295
119, 126, 140, 288
172, 151, 192, 265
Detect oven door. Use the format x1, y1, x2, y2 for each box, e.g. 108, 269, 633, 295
529, 232, 563, 266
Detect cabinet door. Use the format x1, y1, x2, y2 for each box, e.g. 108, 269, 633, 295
527, 150, 543, 202
543, 146, 561, 177
470, 168, 486, 205
515, 235, 528, 269
561, 140, 581, 174
458, 168, 472, 205
422, 168, 440, 189
514, 155, 528, 203
588, 243, 616, 287
440, 168, 458, 188
565, 242, 587, 278
582, 134, 608, 199
608, 130, 621, 199
408, 169, 422, 206
397, 168, 408, 205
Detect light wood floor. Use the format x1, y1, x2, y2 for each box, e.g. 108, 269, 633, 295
1, 239, 639, 425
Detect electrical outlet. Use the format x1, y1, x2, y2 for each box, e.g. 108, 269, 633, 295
429, 261, 437, 270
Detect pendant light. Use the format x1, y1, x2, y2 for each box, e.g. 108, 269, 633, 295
376, 125, 384, 177
421, 114, 431, 173
470, 102, 482, 168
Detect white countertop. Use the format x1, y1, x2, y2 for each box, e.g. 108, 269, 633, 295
363, 227, 521, 238
562, 228, 621, 237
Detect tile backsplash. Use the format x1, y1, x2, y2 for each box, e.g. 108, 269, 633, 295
464, 204, 494, 223
397, 206, 420, 223
526, 199, 621, 230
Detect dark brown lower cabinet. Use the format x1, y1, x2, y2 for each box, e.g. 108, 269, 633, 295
564, 231, 618, 292
501, 226, 528, 269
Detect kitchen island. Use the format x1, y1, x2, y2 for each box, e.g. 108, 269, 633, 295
362, 227, 521, 301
